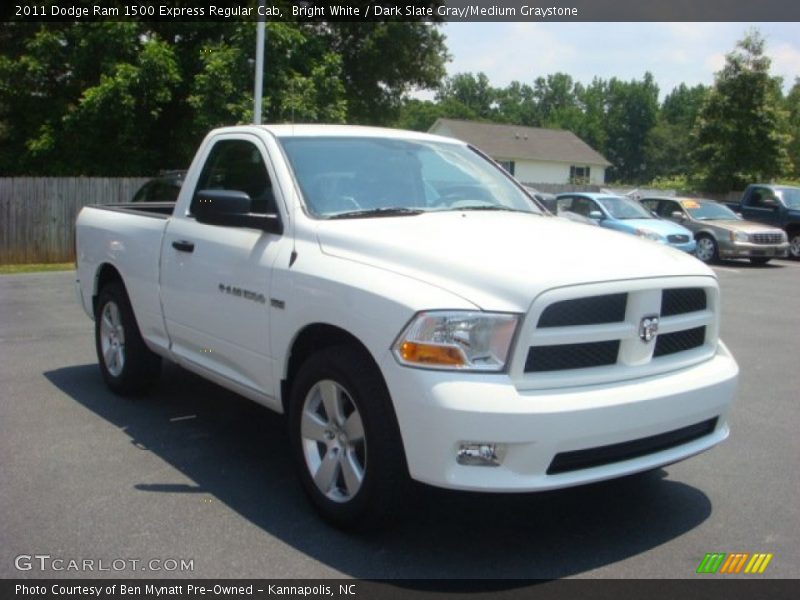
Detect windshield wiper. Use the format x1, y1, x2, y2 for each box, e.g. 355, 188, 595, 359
326, 207, 424, 220
450, 205, 530, 213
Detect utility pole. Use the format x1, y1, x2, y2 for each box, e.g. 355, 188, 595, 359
253, 0, 265, 124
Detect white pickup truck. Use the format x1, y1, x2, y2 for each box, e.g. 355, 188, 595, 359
76, 125, 738, 528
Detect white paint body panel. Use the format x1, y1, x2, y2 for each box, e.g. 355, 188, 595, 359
75, 125, 738, 492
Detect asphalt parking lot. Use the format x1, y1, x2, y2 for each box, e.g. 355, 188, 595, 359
1, 262, 798, 580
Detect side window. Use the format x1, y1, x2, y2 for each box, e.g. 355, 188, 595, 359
658, 201, 679, 218
569, 197, 595, 217
641, 199, 657, 213
192, 140, 275, 214
556, 196, 575, 212
748, 187, 772, 208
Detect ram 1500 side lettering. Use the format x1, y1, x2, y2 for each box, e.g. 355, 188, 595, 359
76, 125, 739, 528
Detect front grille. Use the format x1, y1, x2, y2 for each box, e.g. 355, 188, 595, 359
537, 293, 627, 328
661, 288, 707, 316
667, 234, 691, 244
751, 232, 783, 245
654, 326, 705, 357
547, 417, 718, 474
524, 340, 619, 372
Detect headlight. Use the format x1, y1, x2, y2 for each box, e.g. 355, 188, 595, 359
634, 228, 663, 242
393, 311, 520, 371
730, 231, 749, 242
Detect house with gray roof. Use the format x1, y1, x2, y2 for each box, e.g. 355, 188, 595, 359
428, 118, 611, 186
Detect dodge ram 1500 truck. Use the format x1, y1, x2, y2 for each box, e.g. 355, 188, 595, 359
75, 125, 739, 529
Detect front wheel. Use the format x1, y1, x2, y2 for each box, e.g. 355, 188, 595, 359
95, 283, 161, 395
289, 345, 408, 529
789, 231, 800, 260
694, 235, 718, 264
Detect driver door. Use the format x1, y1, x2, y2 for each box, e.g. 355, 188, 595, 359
160, 135, 285, 399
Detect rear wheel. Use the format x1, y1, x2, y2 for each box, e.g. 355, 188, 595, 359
749, 257, 771, 265
289, 345, 408, 529
95, 283, 161, 395
694, 235, 718, 264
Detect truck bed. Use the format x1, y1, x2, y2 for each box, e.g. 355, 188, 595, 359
89, 201, 176, 217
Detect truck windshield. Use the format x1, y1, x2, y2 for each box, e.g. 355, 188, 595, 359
777, 188, 800, 208
277, 136, 539, 218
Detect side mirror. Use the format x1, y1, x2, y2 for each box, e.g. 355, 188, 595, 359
192, 189, 282, 234
588, 210, 603, 220
670, 211, 685, 221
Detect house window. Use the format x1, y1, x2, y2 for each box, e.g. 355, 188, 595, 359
497, 160, 515, 175
570, 165, 590, 183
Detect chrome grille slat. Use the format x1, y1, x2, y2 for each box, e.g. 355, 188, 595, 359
751, 232, 783, 245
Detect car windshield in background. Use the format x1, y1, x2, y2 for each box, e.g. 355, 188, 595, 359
597, 196, 653, 219
683, 199, 739, 220
777, 188, 800, 208
277, 136, 539, 218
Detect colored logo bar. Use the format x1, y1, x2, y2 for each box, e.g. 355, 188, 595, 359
697, 553, 773, 574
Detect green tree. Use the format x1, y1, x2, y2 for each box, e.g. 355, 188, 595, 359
573, 78, 608, 155
493, 81, 538, 126
644, 83, 708, 180
435, 72, 497, 120
785, 78, 800, 178
604, 73, 659, 182
532, 73, 583, 131
691, 30, 791, 191
317, 20, 448, 125
0, 16, 447, 175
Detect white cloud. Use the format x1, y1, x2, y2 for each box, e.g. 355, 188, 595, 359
704, 52, 726, 74
769, 43, 800, 86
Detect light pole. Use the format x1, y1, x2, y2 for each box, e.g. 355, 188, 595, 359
253, 0, 265, 124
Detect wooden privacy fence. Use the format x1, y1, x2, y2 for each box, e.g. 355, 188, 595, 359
0, 177, 148, 264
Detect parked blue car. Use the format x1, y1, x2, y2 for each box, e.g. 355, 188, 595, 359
555, 193, 697, 254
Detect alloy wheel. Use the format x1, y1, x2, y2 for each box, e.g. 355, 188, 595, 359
99, 301, 126, 377
300, 379, 367, 503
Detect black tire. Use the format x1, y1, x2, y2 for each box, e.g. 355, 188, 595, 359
288, 345, 408, 530
95, 282, 161, 395
694, 234, 718, 264
749, 257, 771, 265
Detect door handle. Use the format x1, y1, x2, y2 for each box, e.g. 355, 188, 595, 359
172, 240, 195, 253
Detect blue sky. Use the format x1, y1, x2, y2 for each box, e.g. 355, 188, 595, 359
433, 22, 800, 99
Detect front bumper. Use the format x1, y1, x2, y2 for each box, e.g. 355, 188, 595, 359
381, 342, 738, 492
718, 240, 789, 259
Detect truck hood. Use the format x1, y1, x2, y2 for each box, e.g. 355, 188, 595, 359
315, 211, 714, 312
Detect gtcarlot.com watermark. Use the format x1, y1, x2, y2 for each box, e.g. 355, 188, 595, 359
14, 554, 194, 573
